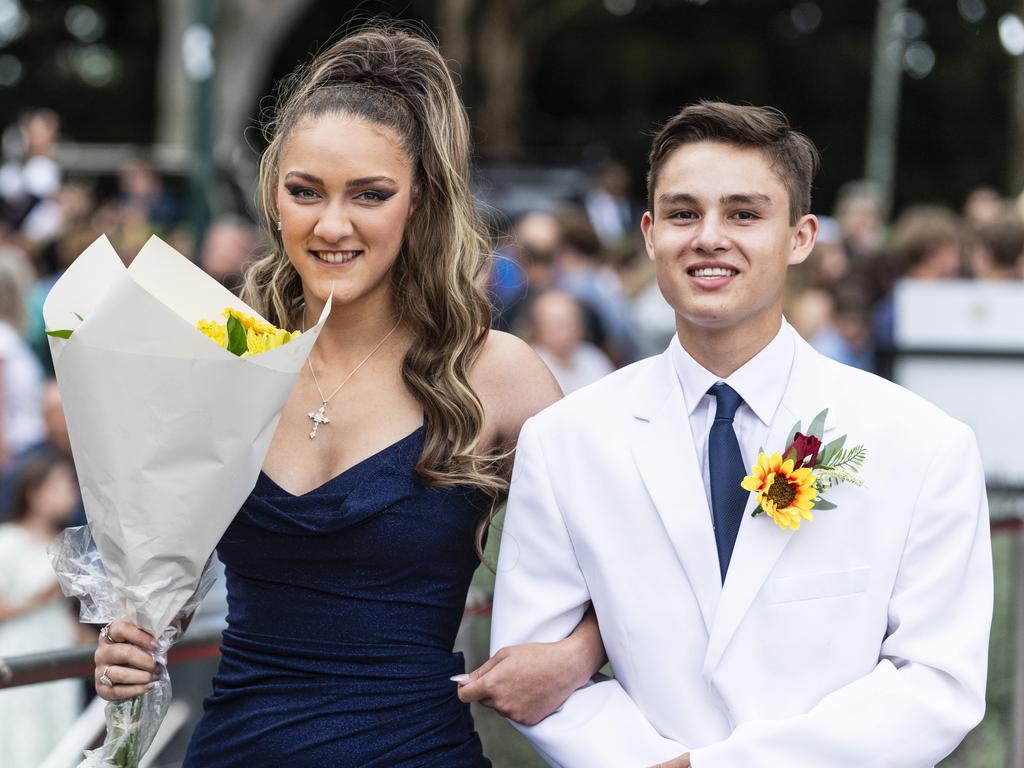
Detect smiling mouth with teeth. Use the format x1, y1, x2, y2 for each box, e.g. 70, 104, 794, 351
689, 267, 738, 277
315, 251, 362, 264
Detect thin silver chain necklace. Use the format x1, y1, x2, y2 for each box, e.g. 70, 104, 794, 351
302, 311, 402, 440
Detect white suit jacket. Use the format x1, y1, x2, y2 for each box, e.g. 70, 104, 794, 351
491, 332, 992, 768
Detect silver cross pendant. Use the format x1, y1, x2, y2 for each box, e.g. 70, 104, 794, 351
307, 402, 330, 439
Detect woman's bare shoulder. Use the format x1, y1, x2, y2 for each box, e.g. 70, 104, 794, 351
471, 330, 562, 447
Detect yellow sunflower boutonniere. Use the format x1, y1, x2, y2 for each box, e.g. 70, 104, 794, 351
740, 408, 867, 531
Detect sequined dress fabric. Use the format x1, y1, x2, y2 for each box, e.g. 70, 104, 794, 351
183, 426, 491, 767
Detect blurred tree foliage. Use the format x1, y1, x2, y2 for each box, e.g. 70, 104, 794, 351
0, 0, 1020, 214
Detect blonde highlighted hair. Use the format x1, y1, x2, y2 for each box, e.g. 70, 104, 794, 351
243, 25, 505, 551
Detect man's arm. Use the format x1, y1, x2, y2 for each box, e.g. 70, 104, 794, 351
690, 422, 992, 768
490, 417, 686, 768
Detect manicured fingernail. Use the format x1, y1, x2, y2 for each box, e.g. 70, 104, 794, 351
450, 674, 471, 684
144, 682, 155, 691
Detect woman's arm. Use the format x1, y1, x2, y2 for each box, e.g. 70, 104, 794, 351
460, 330, 593, 725
652, 755, 692, 768
457, 606, 606, 725
0, 582, 61, 621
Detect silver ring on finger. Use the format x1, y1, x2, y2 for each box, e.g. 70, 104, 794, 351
100, 621, 115, 644
99, 665, 114, 687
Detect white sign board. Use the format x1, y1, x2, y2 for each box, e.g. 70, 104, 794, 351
893, 279, 1024, 486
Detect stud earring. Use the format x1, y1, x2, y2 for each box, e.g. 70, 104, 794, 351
276, 220, 282, 231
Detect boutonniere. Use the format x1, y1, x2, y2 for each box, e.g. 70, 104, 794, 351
740, 408, 867, 531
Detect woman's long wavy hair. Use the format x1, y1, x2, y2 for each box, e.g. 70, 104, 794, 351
243, 25, 505, 555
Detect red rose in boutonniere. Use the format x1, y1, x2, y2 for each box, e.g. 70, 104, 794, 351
740, 408, 867, 531
788, 432, 821, 469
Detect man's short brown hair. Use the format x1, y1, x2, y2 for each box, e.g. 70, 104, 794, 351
891, 205, 962, 272
977, 208, 1024, 269
647, 101, 820, 224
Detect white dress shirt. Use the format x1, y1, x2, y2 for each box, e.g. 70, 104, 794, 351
669, 321, 797, 510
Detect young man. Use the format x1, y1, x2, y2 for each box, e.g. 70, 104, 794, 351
488, 102, 993, 767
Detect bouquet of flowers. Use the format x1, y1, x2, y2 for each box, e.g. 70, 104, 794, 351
45, 234, 329, 767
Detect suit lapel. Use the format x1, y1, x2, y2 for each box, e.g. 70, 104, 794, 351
702, 336, 837, 676
631, 353, 720, 634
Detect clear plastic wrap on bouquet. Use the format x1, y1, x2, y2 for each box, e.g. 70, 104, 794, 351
49, 525, 217, 768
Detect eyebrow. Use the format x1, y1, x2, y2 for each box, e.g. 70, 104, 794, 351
283, 171, 398, 188
657, 191, 774, 207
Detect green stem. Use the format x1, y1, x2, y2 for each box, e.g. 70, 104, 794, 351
108, 696, 142, 767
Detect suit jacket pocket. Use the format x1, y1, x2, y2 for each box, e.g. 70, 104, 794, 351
767, 566, 871, 604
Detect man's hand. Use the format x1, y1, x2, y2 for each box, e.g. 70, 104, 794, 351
651, 754, 691, 768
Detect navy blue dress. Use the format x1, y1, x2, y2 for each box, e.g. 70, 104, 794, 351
184, 426, 491, 767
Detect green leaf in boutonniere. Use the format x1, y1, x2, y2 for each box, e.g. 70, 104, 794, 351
818, 434, 846, 468
785, 422, 802, 448
806, 408, 828, 441
824, 446, 867, 472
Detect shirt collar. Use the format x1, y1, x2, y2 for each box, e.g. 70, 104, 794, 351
669, 321, 796, 427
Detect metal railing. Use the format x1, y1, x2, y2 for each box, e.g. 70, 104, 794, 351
0, 621, 224, 691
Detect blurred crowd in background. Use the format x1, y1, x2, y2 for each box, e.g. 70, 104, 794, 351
1, 101, 1023, 764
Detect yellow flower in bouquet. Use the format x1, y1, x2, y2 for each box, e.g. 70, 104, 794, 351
195, 319, 227, 347
197, 308, 300, 357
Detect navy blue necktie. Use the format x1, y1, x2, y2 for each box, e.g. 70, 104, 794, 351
708, 383, 747, 582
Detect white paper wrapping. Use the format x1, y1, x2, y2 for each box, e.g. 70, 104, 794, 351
45, 234, 328, 635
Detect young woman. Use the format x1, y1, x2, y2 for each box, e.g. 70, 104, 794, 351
92, 26, 599, 766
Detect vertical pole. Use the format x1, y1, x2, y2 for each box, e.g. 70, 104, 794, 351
1013, 529, 1024, 768
864, 0, 905, 217
1010, 3, 1024, 195
188, 0, 216, 255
